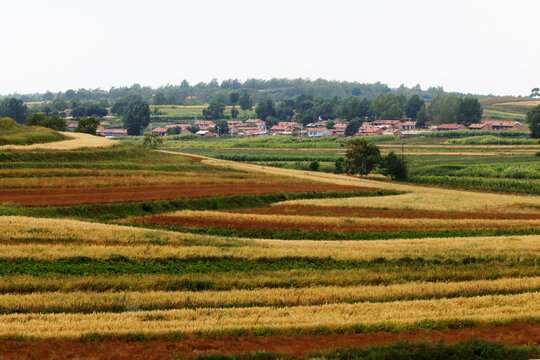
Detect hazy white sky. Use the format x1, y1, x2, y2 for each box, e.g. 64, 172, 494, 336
2, 0, 539, 96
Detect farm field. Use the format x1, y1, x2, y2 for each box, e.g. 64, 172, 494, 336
149, 105, 257, 124
0, 127, 539, 359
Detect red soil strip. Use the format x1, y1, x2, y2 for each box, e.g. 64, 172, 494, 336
0, 184, 375, 207
228, 205, 540, 220
0, 323, 538, 360
134, 212, 540, 233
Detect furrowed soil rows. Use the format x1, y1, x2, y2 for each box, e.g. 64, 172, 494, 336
0, 183, 376, 206
0, 323, 538, 360
133, 210, 540, 233
228, 205, 540, 220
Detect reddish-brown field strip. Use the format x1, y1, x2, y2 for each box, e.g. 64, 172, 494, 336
228, 205, 540, 220
134, 213, 540, 233
0, 323, 537, 360
0, 184, 377, 207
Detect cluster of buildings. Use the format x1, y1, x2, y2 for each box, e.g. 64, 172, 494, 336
228, 119, 417, 138
434, 120, 524, 132
89, 118, 525, 139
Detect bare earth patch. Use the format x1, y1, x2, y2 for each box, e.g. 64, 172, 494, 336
0, 323, 537, 360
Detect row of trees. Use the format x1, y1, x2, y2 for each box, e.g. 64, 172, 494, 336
4, 79, 453, 104
246, 93, 426, 127
417, 94, 483, 127
0, 97, 111, 124
26, 113, 99, 134
199, 91, 482, 130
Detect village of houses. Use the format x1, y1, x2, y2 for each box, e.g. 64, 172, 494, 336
145, 118, 524, 139
71, 116, 524, 139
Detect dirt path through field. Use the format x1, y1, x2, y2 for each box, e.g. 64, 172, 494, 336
0, 132, 115, 150
0, 323, 538, 360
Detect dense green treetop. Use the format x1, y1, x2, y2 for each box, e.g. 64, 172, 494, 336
344, 138, 381, 175
405, 94, 425, 120
527, 104, 540, 138
75, 116, 100, 135
0, 98, 27, 124
371, 93, 403, 119
123, 99, 150, 136
202, 101, 225, 120
457, 98, 483, 126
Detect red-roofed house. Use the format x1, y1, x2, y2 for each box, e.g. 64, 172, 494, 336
372, 120, 402, 129
333, 122, 348, 130
165, 123, 191, 129
400, 121, 416, 131
195, 120, 216, 130
278, 122, 301, 129
151, 127, 169, 136
469, 123, 490, 130
330, 128, 345, 137
102, 128, 127, 138
481, 121, 524, 131
269, 125, 293, 135
244, 119, 266, 130
307, 128, 332, 137
356, 126, 384, 137
436, 124, 468, 131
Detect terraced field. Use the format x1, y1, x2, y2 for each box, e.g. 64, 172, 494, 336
0, 138, 538, 359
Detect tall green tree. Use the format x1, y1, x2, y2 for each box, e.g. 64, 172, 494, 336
338, 96, 369, 121
457, 98, 483, 126
344, 138, 381, 175
229, 92, 240, 119
111, 99, 129, 116
52, 98, 68, 112
427, 94, 460, 124
202, 101, 225, 120
371, 93, 403, 119
25, 113, 48, 127
344, 118, 363, 136
380, 151, 407, 180
415, 105, 429, 128
405, 95, 425, 120
239, 93, 253, 111
527, 104, 540, 138
75, 116, 100, 135
0, 98, 28, 124
153, 92, 167, 105
255, 99, 275, 121
275, 100, 295, 121
123, 99, 150, 135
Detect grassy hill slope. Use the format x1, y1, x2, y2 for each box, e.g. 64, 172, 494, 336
0, 117, 67, 146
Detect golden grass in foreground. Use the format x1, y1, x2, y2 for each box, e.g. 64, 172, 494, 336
2, 233, 539, 260
2, 217, 539, 260
0, 132, 115, 150
0, 293, 537, 338
0, 216, 243, 247
1, 277, 538, 312
201, 158, 540, 212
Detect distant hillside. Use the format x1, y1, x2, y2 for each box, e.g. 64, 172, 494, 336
0, 117, 67, 146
